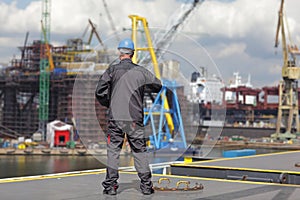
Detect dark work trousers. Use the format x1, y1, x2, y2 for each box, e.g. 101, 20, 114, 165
102, 120, 153, 191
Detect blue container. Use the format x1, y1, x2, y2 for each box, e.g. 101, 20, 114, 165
2, 141, 10, 148
54, 68, 67, 75
223, 149, 256, 158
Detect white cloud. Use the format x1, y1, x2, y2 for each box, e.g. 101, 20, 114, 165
0, 37, 21, 47
185, 0, 280, 51
269, 64, 282, 75
216, 43, 246, 58
0, 1, 40, 33
49, 0, 178, 35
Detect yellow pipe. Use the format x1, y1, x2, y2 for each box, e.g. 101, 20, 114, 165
130, 15, 138, 64
129, 15, 174, 133
41, 20, 55, 71
140, 17, 161, 79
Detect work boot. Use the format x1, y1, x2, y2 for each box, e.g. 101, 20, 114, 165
103, 186, 118, 195
138, 172, 154, 195
140, 186, 155, 195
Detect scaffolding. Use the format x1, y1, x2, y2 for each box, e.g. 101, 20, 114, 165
0, 40, 111, 140
0, 76, 109, 140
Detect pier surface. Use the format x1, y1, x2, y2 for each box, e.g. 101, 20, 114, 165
1, 166, 300, 199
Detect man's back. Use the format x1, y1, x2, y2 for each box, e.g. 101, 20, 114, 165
98, 38, 157, 195
98, 58, 161, 123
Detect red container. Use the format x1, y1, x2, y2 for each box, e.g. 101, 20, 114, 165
54, 130, 70, 146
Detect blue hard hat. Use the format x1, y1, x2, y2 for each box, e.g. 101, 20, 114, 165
118, 38, 135, 51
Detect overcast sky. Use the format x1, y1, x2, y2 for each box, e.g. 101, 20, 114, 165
1, 0, 300, 87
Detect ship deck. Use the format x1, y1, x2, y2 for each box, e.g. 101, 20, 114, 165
1, 161, 300, 200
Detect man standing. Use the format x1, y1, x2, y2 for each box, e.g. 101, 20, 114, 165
95, 38, 162, 195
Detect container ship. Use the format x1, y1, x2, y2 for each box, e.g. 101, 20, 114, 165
188, 71, 283, 139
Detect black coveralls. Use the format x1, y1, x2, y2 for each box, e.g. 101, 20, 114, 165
95, 58, 162, 191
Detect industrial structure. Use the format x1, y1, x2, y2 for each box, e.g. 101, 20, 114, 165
1, 0, 300, 145
0, 0, 114, 140
39, 0, 52, 140
272, 0, 300, 139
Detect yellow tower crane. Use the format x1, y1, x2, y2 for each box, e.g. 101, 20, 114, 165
129, 15, 174, 133
272, 0, 300, 139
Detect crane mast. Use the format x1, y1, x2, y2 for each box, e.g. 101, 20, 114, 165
273, 0, 300, 139
38, 0, 51, 140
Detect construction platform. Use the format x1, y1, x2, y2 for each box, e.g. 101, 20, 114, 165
171, 150, 300, 186
1, 163, 300, 200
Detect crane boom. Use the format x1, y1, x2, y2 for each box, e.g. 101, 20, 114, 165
275, 0, 288, 67
102, 0, 120, 42
138, 0, 203, 65
275, 0, 284, 48
154, 0, 203, 61
21, 31, 29, 67
88, 19, 105, 48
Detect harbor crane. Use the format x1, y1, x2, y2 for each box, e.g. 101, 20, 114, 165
272, 0, 300, 139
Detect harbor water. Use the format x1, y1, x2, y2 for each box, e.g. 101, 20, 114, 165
0, 147, 288, 179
